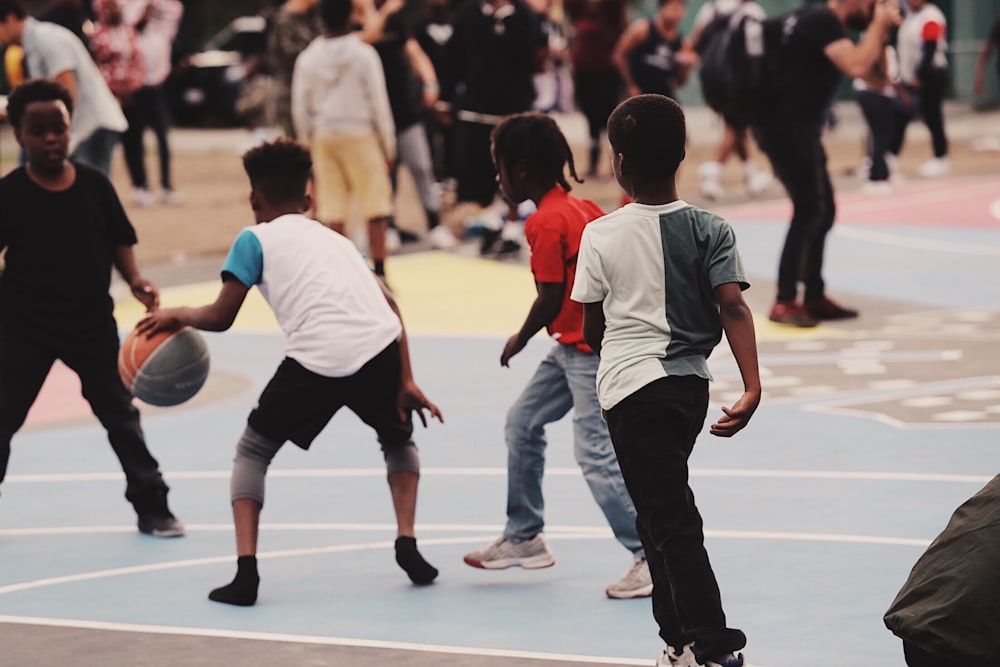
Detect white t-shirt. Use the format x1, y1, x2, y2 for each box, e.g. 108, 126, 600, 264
222, 214, 402, 377
22, 17, 128, 151
897, 3, 948, 85
571, 201, 748, 410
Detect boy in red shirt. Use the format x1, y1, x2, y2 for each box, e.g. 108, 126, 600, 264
463, 112, 651, 599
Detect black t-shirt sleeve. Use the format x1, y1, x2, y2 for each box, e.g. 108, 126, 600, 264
796, 6, 848, 53
86, 167, 138, 247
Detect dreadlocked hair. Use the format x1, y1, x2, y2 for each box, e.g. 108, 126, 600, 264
491, 112, 582, 193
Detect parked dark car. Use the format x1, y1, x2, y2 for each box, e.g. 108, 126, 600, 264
166, 15, 267, 127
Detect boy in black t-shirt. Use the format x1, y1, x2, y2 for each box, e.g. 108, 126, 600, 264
0, 79, 183, 537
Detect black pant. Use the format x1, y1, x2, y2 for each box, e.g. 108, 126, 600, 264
454, 120, 499, 207
574, 69, 622, 168
892, 70, 949, 159
753, 121, 835, 303
122, 84, 174, 191
604, 376, 745, 658
0, 322, 168, 510
856, 90, 897, 182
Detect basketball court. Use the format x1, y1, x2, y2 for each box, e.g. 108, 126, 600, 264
0, 162, 998, 667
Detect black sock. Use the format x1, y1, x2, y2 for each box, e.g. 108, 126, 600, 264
208, 555, 260, 606
395, 536, 438, 585
374, 259, 385, 277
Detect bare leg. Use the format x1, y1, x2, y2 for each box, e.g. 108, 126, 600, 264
209, 500, 263, 606
368, 216, 389, 277
388, 470, 418, 538
234, 498, 261, 556
388, 470, 438, 584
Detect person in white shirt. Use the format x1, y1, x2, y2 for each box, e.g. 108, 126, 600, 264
120, 0, 183, 205
292, 0, 396, 282
891, 0, 950, 178
0, 0, 127, 174
137, 137, 444, 606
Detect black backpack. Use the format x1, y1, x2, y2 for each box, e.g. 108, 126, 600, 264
696, 1, 773, 126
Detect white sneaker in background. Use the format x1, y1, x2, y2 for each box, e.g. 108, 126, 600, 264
744, 167, 773, 197
160, 189, 183, 206
884, 153, 906, 184
698, 161, 724, 201
132, 187, 154, 207
861, 180, 893, 196
385, 227, 402, 254
427, 225, 458, 250
918, 157, 950, 178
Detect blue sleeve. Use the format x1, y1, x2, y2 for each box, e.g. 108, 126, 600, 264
221, 229, 263, 288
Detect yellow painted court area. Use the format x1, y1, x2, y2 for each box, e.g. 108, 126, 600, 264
114, 251, 838, 340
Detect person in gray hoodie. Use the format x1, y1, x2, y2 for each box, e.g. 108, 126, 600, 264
291, 0, 396, 282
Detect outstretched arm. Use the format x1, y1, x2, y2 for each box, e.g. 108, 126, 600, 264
612, 20, 648, 98
135, 277, 250, 335
378, 277, 444, 426
501, 281, 563, 367
711, 282, 760, 437
113, 245, 158, 312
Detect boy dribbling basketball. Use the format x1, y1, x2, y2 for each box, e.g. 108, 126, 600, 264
137, 137, 444, 606
0, 79, 183, 537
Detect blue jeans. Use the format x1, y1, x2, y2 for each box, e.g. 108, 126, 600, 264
71, 128, 121, 177
504, 344, 642, 555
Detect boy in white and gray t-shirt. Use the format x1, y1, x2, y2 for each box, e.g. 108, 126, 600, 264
570, 94, 761, 667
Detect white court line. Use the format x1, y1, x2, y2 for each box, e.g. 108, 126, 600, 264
0, 614, 654, 666
5, 467, 992, 484
0, 529, 932, 597
834, 226, 1000, 255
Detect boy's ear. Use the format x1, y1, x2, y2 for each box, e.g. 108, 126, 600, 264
249, 190, 261, 211
301, 192, 313, 214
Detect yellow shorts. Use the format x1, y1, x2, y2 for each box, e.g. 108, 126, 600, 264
312, 129, 393, 223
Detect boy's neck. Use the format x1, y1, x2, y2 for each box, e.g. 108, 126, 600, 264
26, 161, 75, 192
629, 184, 680, 206
527, 181, 560, 206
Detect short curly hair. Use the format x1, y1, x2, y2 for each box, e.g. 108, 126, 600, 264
6, 79, 74, 129
607, 94, 686, 181
242, 137, 313, 204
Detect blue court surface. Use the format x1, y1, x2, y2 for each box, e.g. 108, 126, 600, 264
1, 174, 998, 667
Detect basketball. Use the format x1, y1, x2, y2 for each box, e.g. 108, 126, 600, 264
118, 326, 210, 407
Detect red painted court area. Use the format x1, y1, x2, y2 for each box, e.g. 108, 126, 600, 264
719, 174, 1000, 227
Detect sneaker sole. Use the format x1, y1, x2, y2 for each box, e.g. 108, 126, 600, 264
463, 554, 555, 570
138, 526, 186, 538
605, 583, 653, 599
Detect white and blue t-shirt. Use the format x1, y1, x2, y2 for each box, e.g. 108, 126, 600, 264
222, 213, 402, 377
570, 201, 749, 410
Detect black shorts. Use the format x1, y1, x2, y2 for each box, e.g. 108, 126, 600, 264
247, 341, 412, 450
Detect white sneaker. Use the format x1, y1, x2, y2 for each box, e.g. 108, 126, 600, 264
656, 643, 696, 667
698, 161, 724, 201
385, 227, 402, 254
918, 157, 950, 178
744, 169, 773, 197
427, 225, 458, 250
160, 189, 183, 206
861, 180, 893, 196
606, 554, 653, 599
884, 153, 906, 184
132, 187, 154, 207
463, 534, 555, 570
